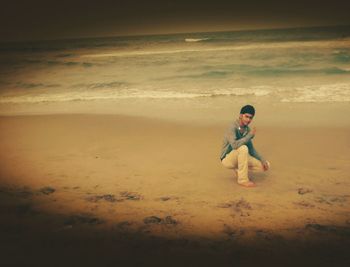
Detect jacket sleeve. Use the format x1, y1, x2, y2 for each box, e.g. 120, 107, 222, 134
226, 125, 255, 150
247, 141, 265, 162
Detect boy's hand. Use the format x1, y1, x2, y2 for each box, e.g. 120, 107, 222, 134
262, 160, 270, 171
251, 127, 256, 135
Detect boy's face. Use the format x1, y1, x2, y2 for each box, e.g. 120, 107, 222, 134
239, 113, 254, 126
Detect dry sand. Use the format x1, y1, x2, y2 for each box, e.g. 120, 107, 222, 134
1, 114, 350, 266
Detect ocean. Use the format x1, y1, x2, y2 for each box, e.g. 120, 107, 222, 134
0, 25, 350, 121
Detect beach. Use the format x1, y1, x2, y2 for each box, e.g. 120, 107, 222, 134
1, 26, 350, 266
1, 113, 349, 266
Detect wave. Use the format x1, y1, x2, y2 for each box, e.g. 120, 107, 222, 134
70, 81, 128, 89
0, 58, 99, 68
185, 38, 210, 42
2, 25, 349, 53
332, 50, 350, 63
0, 87, 272, 104
281, 83, 350, 102
15, 82, 61, 89
1, 83, 349, 104
160, 66, 350, 81
81, 38, 350, 58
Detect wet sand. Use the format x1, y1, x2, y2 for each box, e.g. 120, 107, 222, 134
1, 114, 350, 266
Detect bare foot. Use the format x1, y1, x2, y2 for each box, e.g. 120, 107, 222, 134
238, 181, 256, 188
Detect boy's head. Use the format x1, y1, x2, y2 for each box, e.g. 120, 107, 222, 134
239, 105, 255, 126
240, 105, 255, 116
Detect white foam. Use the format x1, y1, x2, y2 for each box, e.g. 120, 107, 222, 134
81, 39, 350, 58
185, 38, 209, 42
0, 86, 273, 104
281, 83, 350, 102
1, 83, 349, 104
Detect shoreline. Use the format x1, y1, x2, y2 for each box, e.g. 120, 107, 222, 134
1, 98, 350, 127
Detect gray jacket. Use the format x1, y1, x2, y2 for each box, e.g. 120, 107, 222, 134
220, 119, 265, 162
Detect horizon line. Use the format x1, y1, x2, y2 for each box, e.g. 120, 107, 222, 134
1, 23, 350, 45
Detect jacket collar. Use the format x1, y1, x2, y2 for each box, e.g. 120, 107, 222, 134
235, 119, 249, 136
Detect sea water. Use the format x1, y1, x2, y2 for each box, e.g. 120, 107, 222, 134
0, 25, 350, 123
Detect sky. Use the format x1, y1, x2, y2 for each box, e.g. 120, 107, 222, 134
1, 0, 350, 42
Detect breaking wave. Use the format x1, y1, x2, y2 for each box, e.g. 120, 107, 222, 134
0, 87, 272, 104
185, 38, 210, 42
1, 83, 349, 104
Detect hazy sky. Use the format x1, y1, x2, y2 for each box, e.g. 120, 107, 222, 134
1, 0, 350, 42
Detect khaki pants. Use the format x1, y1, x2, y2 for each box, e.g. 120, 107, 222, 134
221, 145, 263, 184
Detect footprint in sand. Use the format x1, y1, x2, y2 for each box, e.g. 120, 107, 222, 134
217, 198, 252, 217
143, 216, 178, 225
143, 216, 162, 224
39, 186, 56, 195
315, 195, 349, 205
293, 200, 315, 208
298, 188, 313, 195
120, 191, 143, 200
86, 191, 143, 203
157, 196, 180, 202
86, 194, 122, 203
217, 202, 234, 208
64, 213, 104, 226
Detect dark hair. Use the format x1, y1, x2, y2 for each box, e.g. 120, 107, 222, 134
240, 105, 255, 116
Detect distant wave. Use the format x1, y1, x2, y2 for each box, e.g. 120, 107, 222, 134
0, 87, 272, 104
281, 83, 350, 102
15, 82, 61, 89
185, 38, 210, 42
1, 83, 350, 103
158, 66, 350, 81
81, 39, 350, 58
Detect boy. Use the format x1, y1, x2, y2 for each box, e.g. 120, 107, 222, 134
220, 105, 269, 187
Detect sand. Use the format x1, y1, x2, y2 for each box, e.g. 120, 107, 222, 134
1, 114, 350, 266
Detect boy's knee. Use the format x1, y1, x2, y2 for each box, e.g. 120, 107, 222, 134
237, 145, 248, 153
221, 159, 234, 169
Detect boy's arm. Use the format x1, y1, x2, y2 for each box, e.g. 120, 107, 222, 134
247, 141, 266, 163
226, 125, 255, 149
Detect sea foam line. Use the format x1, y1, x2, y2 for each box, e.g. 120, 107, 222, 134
81, 39, 350, 58
0, 87, 271, 104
